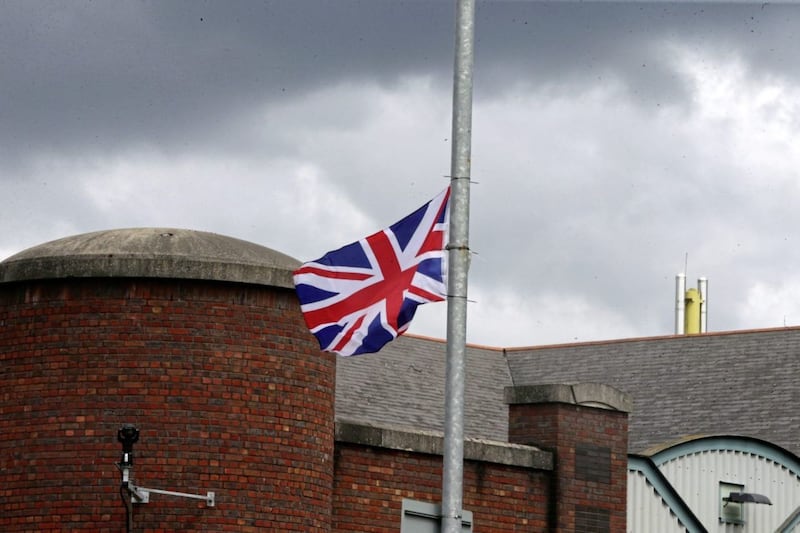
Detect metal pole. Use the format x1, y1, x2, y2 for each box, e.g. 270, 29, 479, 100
442, 0, 474, 532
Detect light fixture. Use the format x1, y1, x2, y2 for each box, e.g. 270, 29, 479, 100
724, 492, 772, 505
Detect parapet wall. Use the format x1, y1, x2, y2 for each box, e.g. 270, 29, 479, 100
333, 421, 553, 532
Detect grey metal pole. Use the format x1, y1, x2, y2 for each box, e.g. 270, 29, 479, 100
441, 0, 474, 532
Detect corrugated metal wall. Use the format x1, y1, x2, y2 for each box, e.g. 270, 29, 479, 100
659, 449, 800, 532
627, 470, 687, 533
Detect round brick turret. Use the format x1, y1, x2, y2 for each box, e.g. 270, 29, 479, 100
0, 228, 334, 532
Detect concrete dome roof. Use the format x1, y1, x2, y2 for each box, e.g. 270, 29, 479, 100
0, 228, 300, 289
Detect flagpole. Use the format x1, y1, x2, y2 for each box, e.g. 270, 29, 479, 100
441, 0, 474, 532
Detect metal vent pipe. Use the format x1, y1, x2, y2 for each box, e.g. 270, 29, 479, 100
698, 277, 708, 333
675, 273, 686, 335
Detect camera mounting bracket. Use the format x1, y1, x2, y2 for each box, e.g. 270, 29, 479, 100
126, 483, 215, 507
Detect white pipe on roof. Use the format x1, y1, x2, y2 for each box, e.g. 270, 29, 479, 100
698, 277, 708, 333
675, 274, 686, 335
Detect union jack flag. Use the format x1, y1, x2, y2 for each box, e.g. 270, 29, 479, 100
293, 187, 450, 356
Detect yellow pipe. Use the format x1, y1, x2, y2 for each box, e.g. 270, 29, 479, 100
684, 288, 702, 334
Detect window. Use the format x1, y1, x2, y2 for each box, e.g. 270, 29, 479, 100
720, 481, 745, 525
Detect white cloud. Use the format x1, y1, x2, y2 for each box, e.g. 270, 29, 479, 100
737, 279, 800, 330
670, 41, 800, 187
75, 149, 375, 260
409, 283, 640, 348
253, 76, 453, 212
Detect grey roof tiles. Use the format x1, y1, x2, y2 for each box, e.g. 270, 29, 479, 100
336, 328, 800, 456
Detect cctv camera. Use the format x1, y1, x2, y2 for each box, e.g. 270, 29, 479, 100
117, 424, 140, 453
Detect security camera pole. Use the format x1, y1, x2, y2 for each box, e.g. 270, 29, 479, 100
441, 0, 475, 532
117, 424, 140, 487
115, 425, 215, 511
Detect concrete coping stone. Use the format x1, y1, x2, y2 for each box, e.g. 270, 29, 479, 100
334, 419, 553, 471
0, 228, 301, 289
504, 382, 633, 413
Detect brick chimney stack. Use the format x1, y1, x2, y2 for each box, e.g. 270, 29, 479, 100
505, 383, 631, 533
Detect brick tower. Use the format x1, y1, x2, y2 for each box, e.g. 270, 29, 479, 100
0, 228, 335, 532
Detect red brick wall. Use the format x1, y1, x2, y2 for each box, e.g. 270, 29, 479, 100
0, 278, 335, 532
508, 403, 628, 533
332, 443, 551, 532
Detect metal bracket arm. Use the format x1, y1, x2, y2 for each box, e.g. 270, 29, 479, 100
127, 483, 215, 507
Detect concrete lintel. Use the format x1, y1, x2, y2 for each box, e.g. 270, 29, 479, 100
335, 420, 552, 470
504, 383, 633, 413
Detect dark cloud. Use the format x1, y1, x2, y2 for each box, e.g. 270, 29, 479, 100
0, 1, 454, 166
475, 2, 800, 106
3, 1, 797, 168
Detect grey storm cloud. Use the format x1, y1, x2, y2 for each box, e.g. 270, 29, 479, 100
0, 1, 452, 164
2, 1, 797, 165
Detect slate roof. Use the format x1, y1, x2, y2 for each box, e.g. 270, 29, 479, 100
335, 335, 512, 442
335, 327, 800, 456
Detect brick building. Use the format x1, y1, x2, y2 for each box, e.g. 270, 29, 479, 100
0, 228, 630, 532
341, 304, 800, 532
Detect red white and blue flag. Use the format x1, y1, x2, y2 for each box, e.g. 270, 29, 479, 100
293, 187, 450, 356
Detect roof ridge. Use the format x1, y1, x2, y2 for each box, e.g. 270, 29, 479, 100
409, 325, 800, 353
503, 325, 800, 352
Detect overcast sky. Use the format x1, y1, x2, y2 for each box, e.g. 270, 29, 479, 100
3, 0, 800, 347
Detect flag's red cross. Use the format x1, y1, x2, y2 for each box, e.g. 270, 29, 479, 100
297, 229, 443, 352
293, 186, 449, 356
